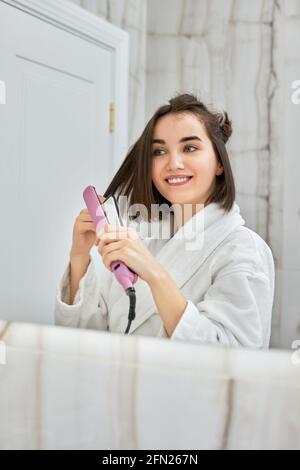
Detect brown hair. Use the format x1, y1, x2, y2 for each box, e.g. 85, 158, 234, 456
103, 92, 235, 220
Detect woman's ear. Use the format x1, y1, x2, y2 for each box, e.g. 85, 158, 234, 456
216, 164, 224, 176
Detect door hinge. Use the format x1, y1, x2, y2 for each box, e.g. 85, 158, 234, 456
109, 102, 115, 133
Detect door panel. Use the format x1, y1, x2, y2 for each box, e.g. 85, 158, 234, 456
0, 1, 114, 324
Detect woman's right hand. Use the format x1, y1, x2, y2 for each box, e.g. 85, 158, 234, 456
70, 194, 106, 259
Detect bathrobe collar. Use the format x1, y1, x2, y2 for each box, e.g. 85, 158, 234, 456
110, 201, 246, 335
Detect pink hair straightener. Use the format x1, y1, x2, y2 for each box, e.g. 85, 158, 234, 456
83, 185, 138, 334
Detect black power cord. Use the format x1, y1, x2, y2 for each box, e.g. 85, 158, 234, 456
124, 287, 136, 334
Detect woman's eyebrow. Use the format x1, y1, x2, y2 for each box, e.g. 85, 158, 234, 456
151, 135, 203, 144
180, 135, 203, 143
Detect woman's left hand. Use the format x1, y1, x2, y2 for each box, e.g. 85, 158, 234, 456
95, 224, 164, 285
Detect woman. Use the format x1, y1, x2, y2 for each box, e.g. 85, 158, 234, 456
55, 93, 275, 348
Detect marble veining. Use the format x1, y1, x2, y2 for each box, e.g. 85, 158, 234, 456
0, 321, 300, 449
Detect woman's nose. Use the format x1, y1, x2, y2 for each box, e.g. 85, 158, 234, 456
166, 152, 184, 170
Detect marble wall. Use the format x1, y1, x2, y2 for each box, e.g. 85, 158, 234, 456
69, 0, 300, 350
147, 0, 281, 235
147, 0, 300, 350
0, 320, 300, 450
275, 1, 300, 350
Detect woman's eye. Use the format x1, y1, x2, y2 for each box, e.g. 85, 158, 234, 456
185, 145, 197, 152
152, 148, 165, 156
152, 145, 197, 156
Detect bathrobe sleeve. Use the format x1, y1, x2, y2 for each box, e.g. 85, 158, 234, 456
169, 269, 273, 348
168, 229, 275, 349
54, 257, 111, 331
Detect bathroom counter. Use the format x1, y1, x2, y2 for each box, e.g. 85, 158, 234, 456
0, 320, 299, 450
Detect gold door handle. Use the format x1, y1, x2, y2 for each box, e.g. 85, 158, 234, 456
109, 102, 115, 133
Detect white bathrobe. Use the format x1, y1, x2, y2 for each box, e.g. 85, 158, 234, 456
54, 201, 275, 349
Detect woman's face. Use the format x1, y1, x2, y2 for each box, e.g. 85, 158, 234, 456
151, 112, 223, 209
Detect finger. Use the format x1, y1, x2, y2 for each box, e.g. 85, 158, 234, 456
78, 213, 93, 222
97, 235, 116, 254
105, 226, 131, 238
101, 240, 125, 257
79, 209, 93, 220
96, 223, 109, 238
96, 224, 122, 238
97, 231, 129, 244
102, 249, 125, 271
103, 223, 128, 231
97, 233, 127, 255
94, 233, 104, 246
98, 194, 106, 204
78, 222, 96, 233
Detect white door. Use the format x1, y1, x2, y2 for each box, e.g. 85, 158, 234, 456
0, 1, 127, 325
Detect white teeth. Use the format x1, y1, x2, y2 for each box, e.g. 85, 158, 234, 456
167, 177, 191, 184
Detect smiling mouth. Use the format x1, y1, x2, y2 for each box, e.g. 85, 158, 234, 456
165, 176, 193, 186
